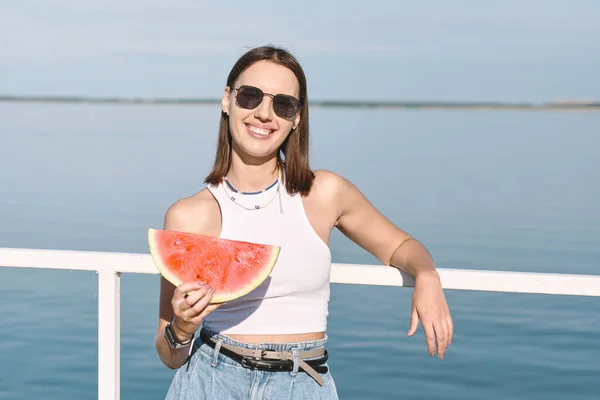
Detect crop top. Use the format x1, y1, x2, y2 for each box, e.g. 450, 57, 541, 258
202, 176, 332, 334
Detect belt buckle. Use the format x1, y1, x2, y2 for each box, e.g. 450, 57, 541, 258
260, 349, 275, 360
241, 357, 253, 369
241, 349, 276, 370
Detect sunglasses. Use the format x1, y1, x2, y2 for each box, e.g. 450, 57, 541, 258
233, 85, 301, 119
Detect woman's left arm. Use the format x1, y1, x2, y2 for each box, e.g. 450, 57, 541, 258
329, 171, 453, 360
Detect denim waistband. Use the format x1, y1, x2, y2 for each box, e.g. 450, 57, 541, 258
199, 327, 328, 352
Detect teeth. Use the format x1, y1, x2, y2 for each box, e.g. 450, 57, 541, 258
248, 125, 272, 136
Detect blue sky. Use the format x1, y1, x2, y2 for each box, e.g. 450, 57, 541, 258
1, 0, 599, 102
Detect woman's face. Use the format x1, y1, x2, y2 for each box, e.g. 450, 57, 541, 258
222, 60, 302, 162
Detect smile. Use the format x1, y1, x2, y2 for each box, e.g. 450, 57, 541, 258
246, 124, 274, 137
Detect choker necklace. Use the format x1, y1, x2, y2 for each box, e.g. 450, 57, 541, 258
223, 176, 279, 195
221, 175, 284, 213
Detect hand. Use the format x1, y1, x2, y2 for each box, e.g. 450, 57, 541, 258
407, 271, 453, 359
171, 281, 223, 341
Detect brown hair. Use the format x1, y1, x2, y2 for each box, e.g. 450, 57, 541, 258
204, 45, 314, 196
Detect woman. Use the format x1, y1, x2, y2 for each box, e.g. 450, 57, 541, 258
155, 45, 453, 399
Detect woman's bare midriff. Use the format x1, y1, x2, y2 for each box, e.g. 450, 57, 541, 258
226, 332, 325, 344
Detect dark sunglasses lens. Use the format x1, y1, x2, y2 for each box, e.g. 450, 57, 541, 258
273, 95, 299, 118
237, 86, 263, 109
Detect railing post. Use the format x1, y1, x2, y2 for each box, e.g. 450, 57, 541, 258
98, 269, 121, 400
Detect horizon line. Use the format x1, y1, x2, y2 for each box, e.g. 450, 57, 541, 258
1, 94, 599, 112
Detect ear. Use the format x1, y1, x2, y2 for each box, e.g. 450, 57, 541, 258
222, 87, 231, 115
292, 108, 301, 130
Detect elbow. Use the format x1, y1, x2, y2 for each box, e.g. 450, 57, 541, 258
164, 361, 182, 370
155, 334, 176, 369
155, 333, 187, 370
156, 348, 183, 370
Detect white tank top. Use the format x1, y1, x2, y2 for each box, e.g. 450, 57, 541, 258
203, 176, 332, 334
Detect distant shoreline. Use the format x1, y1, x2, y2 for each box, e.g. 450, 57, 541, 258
1, 95, 599, 113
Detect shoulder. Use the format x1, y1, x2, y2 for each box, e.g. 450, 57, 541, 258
312, 168, 375, 212
308, 170, 363, 218
163, 188, 221, 237
310, 169, 360, 199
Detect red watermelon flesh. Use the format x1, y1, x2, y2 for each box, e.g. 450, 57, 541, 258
148, 228, 280, 303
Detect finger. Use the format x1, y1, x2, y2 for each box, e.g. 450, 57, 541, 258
197, 303, 224, 321
172, 284, 208, 313
174, 281, 206, 299
447, 316, 454, 345
407, 306, 420, 337
434, 321, 448, 360
187, 287, 217, 317
188, 302, 224, 326
173, 289, 210, 324
183, 286, 211, 309
422, 323, 436, 356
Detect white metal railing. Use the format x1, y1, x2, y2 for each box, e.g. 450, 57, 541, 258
1, 247, 599, 400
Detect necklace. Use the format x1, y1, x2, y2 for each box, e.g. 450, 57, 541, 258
223, 175, 279, 195
221, 177, 284, 213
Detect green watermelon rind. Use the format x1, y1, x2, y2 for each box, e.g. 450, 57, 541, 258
148, 228, 280, 304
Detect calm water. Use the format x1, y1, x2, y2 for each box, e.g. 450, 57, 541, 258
1, 103, 599, 399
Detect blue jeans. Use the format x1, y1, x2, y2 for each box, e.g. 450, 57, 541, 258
165, 328, 339, 399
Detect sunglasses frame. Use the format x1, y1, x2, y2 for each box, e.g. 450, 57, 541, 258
233, 85, 301, 119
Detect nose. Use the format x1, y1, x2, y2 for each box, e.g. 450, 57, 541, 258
254, 96, 274, 121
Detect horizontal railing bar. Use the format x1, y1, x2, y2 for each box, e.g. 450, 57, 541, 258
1, 247, 599, 297
331, 264, 600, 297
0, 247, 156, 273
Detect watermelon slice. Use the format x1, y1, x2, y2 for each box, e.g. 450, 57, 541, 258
148, 228, 280, 303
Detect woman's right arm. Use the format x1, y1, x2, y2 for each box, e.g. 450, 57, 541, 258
154, 191, 223, 369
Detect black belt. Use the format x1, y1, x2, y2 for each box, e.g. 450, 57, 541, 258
199, 329, 329, 375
